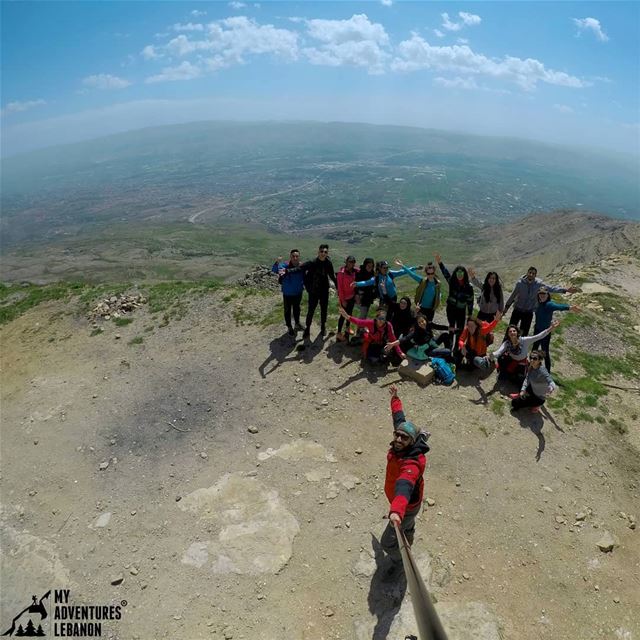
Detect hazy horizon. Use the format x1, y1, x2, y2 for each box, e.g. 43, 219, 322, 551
1, 1, 639, 157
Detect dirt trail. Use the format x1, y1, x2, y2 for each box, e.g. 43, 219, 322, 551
1, 287, 639, 640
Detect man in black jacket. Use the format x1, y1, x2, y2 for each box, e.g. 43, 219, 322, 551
299, 244, 337, 339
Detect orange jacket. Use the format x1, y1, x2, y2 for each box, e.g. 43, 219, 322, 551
458, 316, 499, 356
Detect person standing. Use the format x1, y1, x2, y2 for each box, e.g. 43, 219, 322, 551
336, 256, 359, 342
434, 254, 474, 350
395, 259, 441, 321
503, 267, 577, 336
272, 249, 304, 336
468, 270, 504, 322
292, 244, 337, 339
532, 288, 580, 371
510, 349, 556, 413
380, 384, 430, 574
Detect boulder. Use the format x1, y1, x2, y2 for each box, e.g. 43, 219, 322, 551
399, 359, 435, 386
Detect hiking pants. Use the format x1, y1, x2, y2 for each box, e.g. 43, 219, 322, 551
306, 289, 329, 330
509, 308, 534, 336
511, 385, 545, 410
337, 298, 356, 334
381, 508, 419, 564
446, 305, 466, 351
497, 355, 528, 384
283, 293, 302, 329
532, 333, 552, 371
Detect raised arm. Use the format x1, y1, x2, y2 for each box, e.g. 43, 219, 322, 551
522, 320, 560, 347
389, 384, 406, 428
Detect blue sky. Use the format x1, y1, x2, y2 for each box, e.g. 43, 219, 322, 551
1, 1, 638, 157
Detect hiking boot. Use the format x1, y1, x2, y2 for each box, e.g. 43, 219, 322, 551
320, 325, 327, 337
287, 326, 295, 336
294, 323, 304, 332
336, 332, 347, 342
302, 328, 310, 340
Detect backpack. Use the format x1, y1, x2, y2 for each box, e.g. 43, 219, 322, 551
430, 357, 456, 386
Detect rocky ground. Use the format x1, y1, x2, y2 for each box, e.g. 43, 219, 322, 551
1, 256, 639, 640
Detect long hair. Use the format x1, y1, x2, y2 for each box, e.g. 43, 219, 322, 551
482, 271, 502, 304
449, 265, 470, 291
360, 257, 374, 273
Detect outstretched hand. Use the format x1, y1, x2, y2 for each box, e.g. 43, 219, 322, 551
388, 384, 398, 397
550, 319, 561, 331
570, 305, 581, 312
350, 281, 357, 288
394, 258, 404, 267
338, 306, 349, 319
567, 286, 580, 294
434, 253, 442, 264
468, 267, 476, 279
495, 310, 503, 322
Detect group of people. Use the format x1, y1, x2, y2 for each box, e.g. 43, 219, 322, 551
273, 245, 579, 414
272, 244, 579, 576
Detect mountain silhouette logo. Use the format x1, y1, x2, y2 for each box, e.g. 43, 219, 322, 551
2, 591, 50, 637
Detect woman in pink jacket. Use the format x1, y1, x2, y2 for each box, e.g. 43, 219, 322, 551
336, 256, 359, 342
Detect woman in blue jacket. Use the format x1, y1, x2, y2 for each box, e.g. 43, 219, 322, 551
532, 287, 579, 371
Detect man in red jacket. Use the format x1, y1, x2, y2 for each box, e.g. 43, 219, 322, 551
380, 384, 430, 571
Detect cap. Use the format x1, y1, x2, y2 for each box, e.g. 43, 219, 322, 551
395, 421, 418, 442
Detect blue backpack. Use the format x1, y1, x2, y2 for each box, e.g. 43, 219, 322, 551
431, 357, 456, 386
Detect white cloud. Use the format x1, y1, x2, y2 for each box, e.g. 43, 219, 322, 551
554, 104, 574, 114
457, 38, 469, 45
141, 44, 161, 60
303, 14, 390, 74
82, 74, 131, 90
229, 1, 246, 9
573, 17, 609, 42
441, 11, 481, 32
191, 9, 207, 17
392, 36, 587, 90
145, 61, 202, 83
459, 12, 481, 27
434, 76, 478, 90
433, 29, 445, 38
1, 99, 46, 116
166, 34, 213, 57
380, 0, 393, 6
173, 22, 204, 32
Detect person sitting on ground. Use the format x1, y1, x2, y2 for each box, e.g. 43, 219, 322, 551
457, 311, 502, 371
503, 266, 578, 336
510, 349, 556, 413
271, 249, 305, 336
489, 320, 560, 384
385, 313, 453, 362
395, 258, 441, 321
336, 255, 359, 342
381, 384, 430, 576
351, 260, 419, 325
435, 254, 474, 350
338, 306, 406, 365
532, 287, 580, 371
391, 296, 414, 339
468, 269, 504, 322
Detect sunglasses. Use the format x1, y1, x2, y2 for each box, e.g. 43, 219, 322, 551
320, 250, 329, 254
530, 356, 540, 361
393, 431, 412, 441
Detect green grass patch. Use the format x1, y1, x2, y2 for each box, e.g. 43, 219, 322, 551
128, 336, 144, 345
490, 398, 505, 417
90, 328, 103, 337
574, 411, 594, 423
608, 418, 628, 435
0, 282, 86, 325
113, 317, 134, 327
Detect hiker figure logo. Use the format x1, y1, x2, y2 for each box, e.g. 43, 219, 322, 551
2, 591, 50, 637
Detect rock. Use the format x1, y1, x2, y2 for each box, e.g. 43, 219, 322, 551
305, 469, 331, 482
28, 490, 37, 497
175, 496, 182, 502
542, 486, 553, 493
114, 334, 121, 340
130, 567, 139, 575
110, 574, 124, 585
94, 512, 112, 528
200, 452, 208, 460
613, 596, 620, 603
555, 515, 566, 524
324, 608, 335, 617
398, 359, 435, 386
247, 425, 259, 434
575, 512, 587, 521
455, 479, 461, 487
321, 399, 329, 406
355, 448, 363, 455
99, 461, 109, 471
426, 498, 436, 507
462, 572, 471, 580
596, 531, 619, 552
